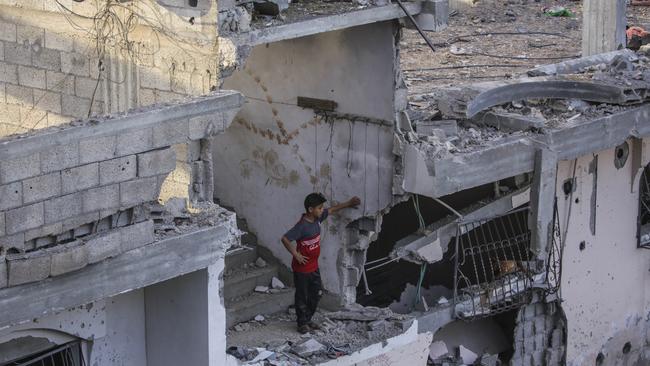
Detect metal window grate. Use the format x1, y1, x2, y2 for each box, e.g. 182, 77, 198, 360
452, 207, 540, 320
639, 164, 650, 249
7, 341, 84, 366
544, 200, 563, 297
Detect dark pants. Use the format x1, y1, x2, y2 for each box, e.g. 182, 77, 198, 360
293, 269, 322, 326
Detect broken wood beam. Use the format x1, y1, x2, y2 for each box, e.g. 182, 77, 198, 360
297, 96, 338, 112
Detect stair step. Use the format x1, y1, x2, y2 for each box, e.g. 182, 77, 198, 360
226, 290, 294, 328
225, 245, 259, 270
224, 265, 278, 300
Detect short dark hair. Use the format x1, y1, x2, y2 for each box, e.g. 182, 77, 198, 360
304, 192, 327, 211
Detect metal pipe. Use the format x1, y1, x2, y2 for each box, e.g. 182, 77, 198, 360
395, 0, 436, 53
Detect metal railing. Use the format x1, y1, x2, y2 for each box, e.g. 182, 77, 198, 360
639, 164, 650, 249
7, 341, 84, 366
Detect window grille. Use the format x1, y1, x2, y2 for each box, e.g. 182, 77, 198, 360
7, 341, 84, 366
638, 164, 650, 249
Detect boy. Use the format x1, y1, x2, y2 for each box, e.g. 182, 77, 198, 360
281, 193, 361, 334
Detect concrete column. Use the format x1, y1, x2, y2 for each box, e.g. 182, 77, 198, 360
529, 148, 558, 263
582, 0, 626, 56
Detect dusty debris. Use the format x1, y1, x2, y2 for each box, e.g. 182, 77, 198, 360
255, 285, 270, 293
291, 338, 326, 358
271, 277, 285, 289
459, 345, 478, 364
256, 257, 268, 267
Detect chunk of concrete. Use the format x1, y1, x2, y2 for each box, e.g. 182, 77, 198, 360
7, 250, 51, 286
271, 276, 285, 289
119, 220, 154, 251
86, 230, 122, 263
0, 258, 7, 288
291, 338, 326, 358
429, 340, 449, 361
253, 0, 289, 16
254, 285, 269, 293
459, 345, 478, 364
255, 257, 267, 267
50, 241, 88, 276
254, 315, 265, 321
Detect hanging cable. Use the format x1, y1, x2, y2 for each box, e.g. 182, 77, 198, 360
415, 263, 427, 304
433, 197, 463, 219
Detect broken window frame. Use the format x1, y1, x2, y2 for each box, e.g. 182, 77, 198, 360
638, 163, 650, 249
6, 341, 84, 366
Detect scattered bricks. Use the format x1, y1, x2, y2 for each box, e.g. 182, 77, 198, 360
32, 47, 62, 71
551, 328, 563, 348
61, 211, 99, 232
82, 185, 119, 213
119, 220, 154, 251
0, 233, 24, 252
41, 142, 79, 173
62, 94, 91, 119
80, 135, 117, 164
6, 250, 51, 286
120, 177, 160, 207
49, 240, 88, 276
99, 155, 137, 185
61, 52, 89, 76
0, 21, 17, 42
22, 172, 62, 204
86, 230, 121, 263
44, 193, 83, 224
24, 222, 63, 242
34, 89, 62, 114
0, 259, 6, 288
46, 71, 74, 94
6, 202, 44, 234
0, 62, 18, 84
137, 148, 176, 177
0, 181, 23, 211
18, 65, 46, 89
116, 128, 153, 156
45, 31, 74, 52
152, 119, 190, 147
4, 42, 31, 66
189, 114, 225, 140
61, 163, 99, 194
6, 83, 34, 106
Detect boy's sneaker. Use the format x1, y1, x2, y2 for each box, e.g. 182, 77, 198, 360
307, 321, 321, 330
298, 324, 310, 334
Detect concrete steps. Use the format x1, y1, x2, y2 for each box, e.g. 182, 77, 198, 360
225, 290, 294, 328
224, 265, 278, 300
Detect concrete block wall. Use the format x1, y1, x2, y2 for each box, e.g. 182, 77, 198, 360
510, 301, 566, 366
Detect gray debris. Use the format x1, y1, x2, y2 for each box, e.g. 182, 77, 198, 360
256, 257, 267, 267
254, 285, 269, 293
253, 0, 289, 16
291, 338, 326, 358
271, 276, 285, 289
327, 304, 396, 322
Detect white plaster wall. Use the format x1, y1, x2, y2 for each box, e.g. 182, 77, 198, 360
557, 141, 650, 365
213, 22, 398, 295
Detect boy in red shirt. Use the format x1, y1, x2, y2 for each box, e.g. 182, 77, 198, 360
281, 193, 360, 334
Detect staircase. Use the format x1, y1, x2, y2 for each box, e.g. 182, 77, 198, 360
224, 216, 294, 328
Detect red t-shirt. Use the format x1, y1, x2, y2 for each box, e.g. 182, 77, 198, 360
284, 209, 328, 273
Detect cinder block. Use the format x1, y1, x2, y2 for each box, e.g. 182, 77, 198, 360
189, 114, 224, 140
47, 112, 71, 127
18, 65, 46, 89
61, 211, 99, 232
524, 304, 536, 320
41, 142, 79, 173
6, 83, 34, 106
7, 250, 51, 286
528, 350, 544, 366
139, 66, 171, 91
0, 212, 4, 237
86, 230, 121, 263
62, 94, 91, 119
0, 181, 23, 210
0, 62, 18, 84
45, 31, 74, 52
34, 89, 62, 114
120, 177, 160, 207
551, 329, 563, 348
0, 259, 7, 288
46, 71, 74, 94
0, 154, 41, 183
61, 52, 89, 76
22, 172, 62, 204
17, 25, 44, 46
0, 233, 25, 252
534, 333, 547, 350
6, 202, 44, 234
61, 163, 99, 194
32, 47, 62, 71
0, 42, 4, 61
120, 219, 154, 251
116, 128, 153, 156
80, 135, 117, 163
534, 316, 547, 333
4, 42, 31, 66
44, 193, 83, 224
75, 76, 102, 101
0, 21, 17, 42
99, 155, 137, 185
137, 148, 176, 177
82, 184, 119, 213
24, 222, 63, 242
153, 119, 190, 147
49, 240, 88, 276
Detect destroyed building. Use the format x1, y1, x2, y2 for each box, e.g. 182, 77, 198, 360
0, 0, 648, 365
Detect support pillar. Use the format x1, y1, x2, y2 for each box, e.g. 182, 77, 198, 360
582, 0, 626, 56
529, 148, 558, 263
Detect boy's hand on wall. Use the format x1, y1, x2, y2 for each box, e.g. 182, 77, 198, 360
348, 196, 361, 207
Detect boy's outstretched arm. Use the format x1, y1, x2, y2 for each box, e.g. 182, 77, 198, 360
328, 196, 361, 214
282, 236, 308, 264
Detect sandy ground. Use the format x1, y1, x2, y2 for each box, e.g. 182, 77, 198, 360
401, 0, 650, 97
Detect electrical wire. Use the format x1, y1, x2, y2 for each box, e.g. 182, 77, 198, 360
403, 63, 533, 72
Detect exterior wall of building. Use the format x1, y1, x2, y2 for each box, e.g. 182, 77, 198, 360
213, 21, 400, 301
557, 140, 650, 365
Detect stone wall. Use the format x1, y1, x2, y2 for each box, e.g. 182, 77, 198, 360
511, 301, 566, 366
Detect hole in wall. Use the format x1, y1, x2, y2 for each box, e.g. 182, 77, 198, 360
614, 141, 629, 169
563, 179, 574, 196
188, 0, 198, 6
189, 17, 195, 24
579, 241, 586, 251
596, 352, 605, 365
575, 198, 580, 204
623, 342, 632, 354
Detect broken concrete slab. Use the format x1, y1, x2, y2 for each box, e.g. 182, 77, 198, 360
527, 49, 638, 76
473, 110, 546, 132
291, 338, 326, 358
253, 0, 289, 16
271, 276, 285, 289
429, 340, 449, 361
459, 345, 478, 364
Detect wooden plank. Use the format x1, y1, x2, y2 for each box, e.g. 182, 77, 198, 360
297, 96, 338, 112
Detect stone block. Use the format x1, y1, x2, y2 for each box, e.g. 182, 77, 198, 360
61, 211, 99, 232
0, 181, 23, 210
99, 155, 137, 185
47, 112, 71, 127
46, 71, 74, 94
139, 66, 171, 91
34, 89, 62, 114
80, 135, 117, 164
61, 52, 89, 76
120, 220, 154, 251
0, 21, 17, 42
152, 119, 189, 147
44, 193, 83, 224
120, 177, 160, 207
62, 94, 91, 119
61, 163, 99, 194
82, 184, 119, 212
0, 212, 4, 237
0, 233, 24, 252
32, 47, 62, 71
0, 259, 6, 288
189, 114, 224, 140
0, 62, 18, 84
528, 350, 544, 366
41, 142, 79, 173
18, 65, 46, 89
137, 148, 176, 177
49, 240, 88, 276
22, 172, 62, 204
4, 42, 31, 66
116, 128, 153, 156
86, 230, 121, 263
17, 25, 44, 46
533, 316, 547, 333
0, 42, 4, 61
6, 83, 34, 106
75, 76, 102, 101
45, 30, 74, 52
551, 329, 563, 348
6, 202, 44, 234
24, 222, 63, 242
534, 333, 547, 350
524, 304, 536, 320
6, 250, 51, 286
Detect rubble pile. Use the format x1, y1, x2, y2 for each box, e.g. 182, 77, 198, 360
226, 304, 413, 365
150, 200, 239, 240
